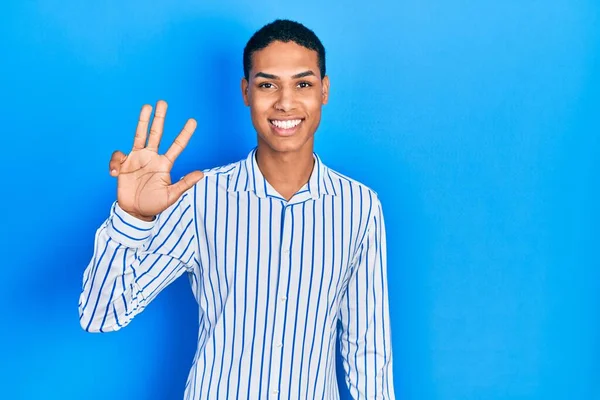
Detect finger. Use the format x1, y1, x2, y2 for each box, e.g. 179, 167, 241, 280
147, 100, 168, 152
164, 118, 197, 163
109, 150, 127, 176
133, 104, 152, 150
167, 171, 204, 203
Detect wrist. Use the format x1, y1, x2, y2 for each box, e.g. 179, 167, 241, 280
128, 213, 156, 222
108, 202, 156, 248
117, 204, 156, 222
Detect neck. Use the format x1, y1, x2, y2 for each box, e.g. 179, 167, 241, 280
255, 142, 315, 201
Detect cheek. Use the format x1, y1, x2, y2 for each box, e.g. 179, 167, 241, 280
306, 92, 324, 109
250, 97, 273, 118
304, 96, 323, 118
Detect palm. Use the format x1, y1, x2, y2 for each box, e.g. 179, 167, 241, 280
112, 101, 203, 220
117, 150, 174, 217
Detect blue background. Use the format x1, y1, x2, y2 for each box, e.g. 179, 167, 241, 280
1, 1, 598, 399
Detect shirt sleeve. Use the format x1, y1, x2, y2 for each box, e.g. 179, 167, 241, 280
338, 197, 396, 399
78, 188, 198, 333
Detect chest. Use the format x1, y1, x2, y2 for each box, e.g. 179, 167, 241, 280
193, 193, 369, 317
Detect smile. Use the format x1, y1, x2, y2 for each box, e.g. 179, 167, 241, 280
270, 119, 303, 129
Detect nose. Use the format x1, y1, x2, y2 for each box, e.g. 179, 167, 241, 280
274, 86, 295, 112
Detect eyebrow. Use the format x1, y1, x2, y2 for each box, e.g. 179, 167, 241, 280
254, 70, 317, 80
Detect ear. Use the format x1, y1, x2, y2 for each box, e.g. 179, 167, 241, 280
321, 75, 330, 105
241, 77, 250, 106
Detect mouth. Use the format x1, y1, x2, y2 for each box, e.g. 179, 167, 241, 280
269, 118, 304, 136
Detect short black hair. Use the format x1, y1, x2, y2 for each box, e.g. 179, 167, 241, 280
243, 19, 326, 81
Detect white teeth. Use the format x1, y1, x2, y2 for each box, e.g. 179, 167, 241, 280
271, 119, 302, 129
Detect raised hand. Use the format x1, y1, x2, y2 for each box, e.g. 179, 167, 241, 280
108, 100, 204, 221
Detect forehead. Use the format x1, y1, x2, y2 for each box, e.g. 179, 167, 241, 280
251, 41, 320, 77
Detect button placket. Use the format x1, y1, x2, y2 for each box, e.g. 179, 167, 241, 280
269, 203, 292, 398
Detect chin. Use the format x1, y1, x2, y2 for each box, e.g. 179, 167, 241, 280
264, 140, 303, 154
258, 134, 313, 155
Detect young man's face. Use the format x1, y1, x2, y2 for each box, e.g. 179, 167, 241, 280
242, 40, 329, 155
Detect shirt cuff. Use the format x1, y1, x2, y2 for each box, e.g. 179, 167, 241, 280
106, 202, 156, 248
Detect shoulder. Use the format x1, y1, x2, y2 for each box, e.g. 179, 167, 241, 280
197, 156, 245, 186
325, 165, 381, 206
323, 163, 385, 231
201, 160, 240, 177
185, 157, 243, 199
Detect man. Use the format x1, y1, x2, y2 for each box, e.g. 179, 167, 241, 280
79, 19, 395, 399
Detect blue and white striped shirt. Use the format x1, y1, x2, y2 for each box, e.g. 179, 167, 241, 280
79, 148, 395, 399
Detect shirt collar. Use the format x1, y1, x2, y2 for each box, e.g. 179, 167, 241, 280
227, 147, 337, 200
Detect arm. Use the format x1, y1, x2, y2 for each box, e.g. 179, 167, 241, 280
78, 190, 197, 333
78, 100, 204, 333
338, 198, 396, 399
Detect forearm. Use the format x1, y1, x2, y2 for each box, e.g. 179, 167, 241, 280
339, 261, 395, 399
78, 204, 155, 332
79, 196, 196, 332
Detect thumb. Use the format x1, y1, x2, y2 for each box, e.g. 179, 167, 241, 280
109, 150, 127, 176
167, 170, 205, 202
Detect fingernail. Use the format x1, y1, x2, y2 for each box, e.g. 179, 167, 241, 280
111, 169, 117, 175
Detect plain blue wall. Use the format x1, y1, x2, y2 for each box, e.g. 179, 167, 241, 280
1, 1, 599, 399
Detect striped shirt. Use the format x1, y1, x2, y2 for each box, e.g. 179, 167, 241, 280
79, 147, 396, 399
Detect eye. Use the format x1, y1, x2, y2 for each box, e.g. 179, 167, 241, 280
297, 81, 312, 88
258, 82, 274, 89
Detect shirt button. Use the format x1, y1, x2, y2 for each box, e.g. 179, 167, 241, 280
273, 389, 279, 395
282, 249, 290, 254
280, 296, 287, 302
276, 342, 283, 348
